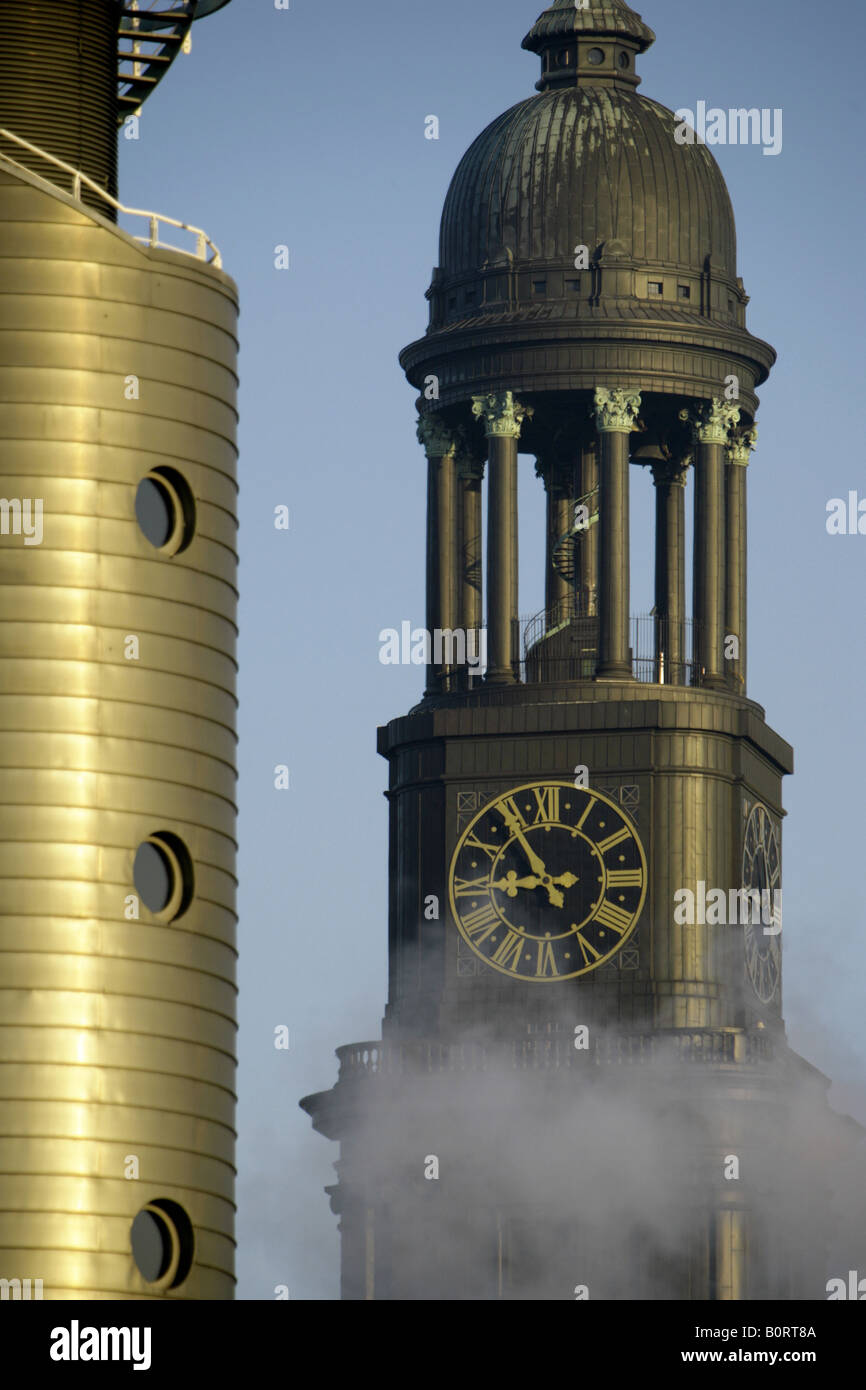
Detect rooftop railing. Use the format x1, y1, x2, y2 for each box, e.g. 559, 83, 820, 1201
0, 127, 222, 268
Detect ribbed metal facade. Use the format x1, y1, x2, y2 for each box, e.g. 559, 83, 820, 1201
0, 0, 120, 212
0, 167, 239, 1298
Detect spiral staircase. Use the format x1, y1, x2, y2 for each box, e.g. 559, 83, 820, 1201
118, 0, 231, 118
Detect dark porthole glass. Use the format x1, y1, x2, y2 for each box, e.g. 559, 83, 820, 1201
135, 467, 196, 555
135, 477, 173, 549
131, 1209, 172, 1284
131, 1200, 194, 1289
618, 52, 630, 69
133, 840, 173, 914
588, 47, 605, 65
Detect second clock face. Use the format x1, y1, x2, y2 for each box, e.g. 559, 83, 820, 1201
742, 802, 781, 1004
448, 782, 647, 982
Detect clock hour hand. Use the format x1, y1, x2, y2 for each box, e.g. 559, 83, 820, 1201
492, 868, 579, 909
493, 871, 544, 898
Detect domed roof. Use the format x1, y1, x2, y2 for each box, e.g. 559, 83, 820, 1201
400, 0, 775, 420
439, 84, 737, 281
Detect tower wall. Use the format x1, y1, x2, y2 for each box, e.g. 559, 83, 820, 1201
379, 686, 791, 1040
0, 171, 239, 1298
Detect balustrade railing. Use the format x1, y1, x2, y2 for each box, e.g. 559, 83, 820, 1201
336, 1030, 772, 1080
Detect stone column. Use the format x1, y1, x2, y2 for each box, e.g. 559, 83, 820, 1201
577, 441, 599, 619
714, 1206, 747, 1301
592, 388, 641, 678
472, 393, 530, 685
536, 456, 574, 624
725, 426, 756, 695
651, 457, 690, 685
457, 448, 485, 690
417, 414, 460, 694
683, 399, 740, 690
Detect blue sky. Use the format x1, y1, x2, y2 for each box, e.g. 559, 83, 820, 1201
120, 0, 866, 1298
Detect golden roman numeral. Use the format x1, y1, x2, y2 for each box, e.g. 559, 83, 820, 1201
597, 826, 631, 855
535, 940, 559, 977
532, 786, 560, 824
491, 930, 525, 972
464, 832, 499, 862
454, 876, 491, 898
575, 796, 598, 831
462, 902, 499, 944
575, 931, 602, 966
499, 797, 527, 831
594, 899, 633, 935
606, 869, 643, 889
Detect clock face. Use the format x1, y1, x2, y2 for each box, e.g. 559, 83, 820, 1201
448, 781, 647, 982
742, 803, 781, 1004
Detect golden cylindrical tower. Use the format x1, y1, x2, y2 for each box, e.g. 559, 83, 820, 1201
0, 0, 238, 1300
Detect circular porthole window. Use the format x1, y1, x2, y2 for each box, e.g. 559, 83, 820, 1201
587, 47, 605, 65
131, 1199, 194, 1290
133, 831, 194, 921
618, 52, 630, 69
135, 466, 195, 555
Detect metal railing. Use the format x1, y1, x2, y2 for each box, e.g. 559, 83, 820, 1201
521, 604, 701, 685
0, 128, 222, 268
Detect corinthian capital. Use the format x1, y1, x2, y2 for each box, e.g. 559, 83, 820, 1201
651, 457, 691, 489
471, 391, 531, 439
593, 388, 642, 434
727, 424, 758, 467
417, 413, 459, 458
680, 398, 741, 446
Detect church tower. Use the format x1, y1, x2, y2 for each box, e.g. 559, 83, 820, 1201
0, 1, 238, 1299
303, 0, 860, 1301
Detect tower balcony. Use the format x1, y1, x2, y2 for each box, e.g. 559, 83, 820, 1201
301, 1029, 780, 1145
334, 1029, 774, 1081
521, 603, 701, 686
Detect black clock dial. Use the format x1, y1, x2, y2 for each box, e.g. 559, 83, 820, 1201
449, 782, 647, 982
742, 803, 781, 1004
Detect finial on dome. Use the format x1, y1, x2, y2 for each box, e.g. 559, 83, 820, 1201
523, 0, 655, 92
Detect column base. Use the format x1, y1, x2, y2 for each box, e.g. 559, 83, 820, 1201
596, 662, 634, 680
485, 668, 517, 686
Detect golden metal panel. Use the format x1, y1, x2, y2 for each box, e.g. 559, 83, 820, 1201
0, 170, 239, 1297
0, 958, 237, 1017
0, 1031, 236, 1088
0, 665, 237, 730
0, 1106, 236, 1163
0, 1069, 235, 1121
0, 995, 236, 1053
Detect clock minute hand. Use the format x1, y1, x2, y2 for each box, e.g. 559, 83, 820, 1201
500, 807, 548, 880
501, 821, 567, 906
